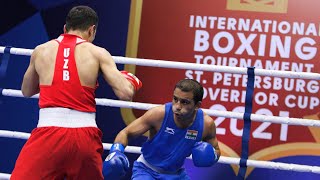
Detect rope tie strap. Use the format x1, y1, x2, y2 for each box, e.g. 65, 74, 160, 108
237, 67, 255, 179
0, 46, 12, 78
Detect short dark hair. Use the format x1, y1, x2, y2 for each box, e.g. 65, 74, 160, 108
65, 6, 98, 32
175, 79, 204, 104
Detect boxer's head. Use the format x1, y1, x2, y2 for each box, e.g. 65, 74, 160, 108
174, 79, 203, 104
172, 79, 203, 121
64, 6, 98, 42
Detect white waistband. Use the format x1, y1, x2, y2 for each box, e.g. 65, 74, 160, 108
38, 107, 97, 128
137, 155, 179, 174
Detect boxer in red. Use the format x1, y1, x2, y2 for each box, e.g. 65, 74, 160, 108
10, 5, 142, 180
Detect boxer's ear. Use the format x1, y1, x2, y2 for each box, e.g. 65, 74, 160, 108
88, 25, 96, 42
63, 25, 67, 33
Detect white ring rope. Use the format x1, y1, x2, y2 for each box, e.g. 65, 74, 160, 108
0, 173, 11, 180
1, 46, 320, 80
2, 88, 320, 127
0, 130, 320, 175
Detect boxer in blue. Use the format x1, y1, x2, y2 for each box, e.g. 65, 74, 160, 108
103, 79, 220, 179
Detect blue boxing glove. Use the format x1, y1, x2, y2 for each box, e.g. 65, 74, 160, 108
192, 141, 218, 167
102, 143, 130, 179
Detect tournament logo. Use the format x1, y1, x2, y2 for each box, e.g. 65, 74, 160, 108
226, 0, 288, 13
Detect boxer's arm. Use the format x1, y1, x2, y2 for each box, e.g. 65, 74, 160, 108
21, 47, 39, 97
114, 105, 165, 147
97, 47, 136, 101
203, 113, 221, 158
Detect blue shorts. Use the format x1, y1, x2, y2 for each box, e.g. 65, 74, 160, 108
131, 161, 190, 180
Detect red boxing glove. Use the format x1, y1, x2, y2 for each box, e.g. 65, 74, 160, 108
120, 71, 142, 91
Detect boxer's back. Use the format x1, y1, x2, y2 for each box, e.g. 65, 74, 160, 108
35, 36, 100, 89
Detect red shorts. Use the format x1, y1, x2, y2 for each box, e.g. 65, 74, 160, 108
10, 127, 103, 180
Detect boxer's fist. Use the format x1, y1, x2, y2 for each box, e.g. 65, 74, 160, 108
192, 141, 218, 167
102, 143, 129, 179
121, 71, 142, 91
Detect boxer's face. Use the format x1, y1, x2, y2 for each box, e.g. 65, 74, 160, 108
172, 88, 200, 122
